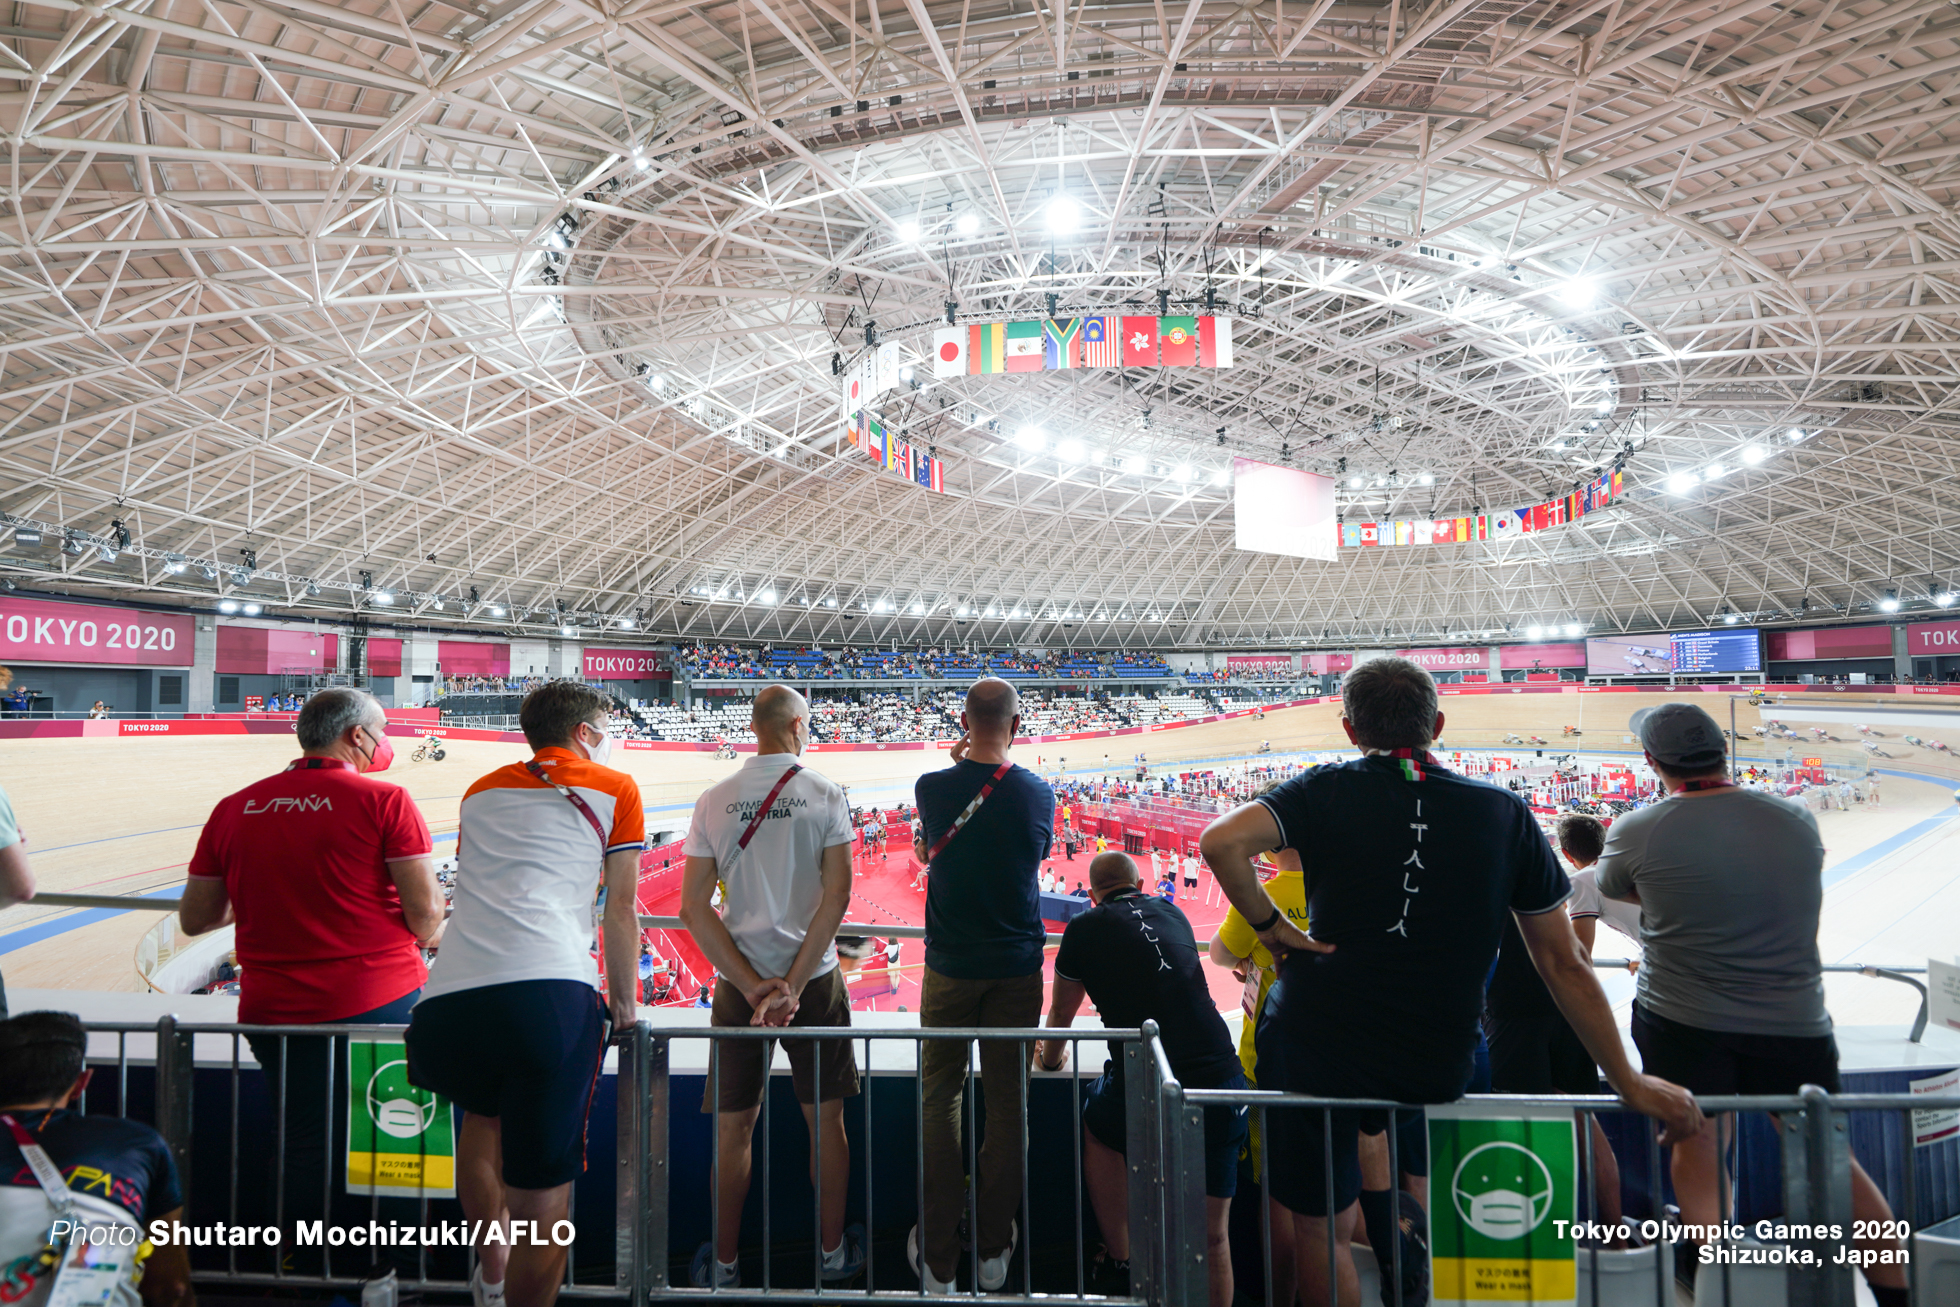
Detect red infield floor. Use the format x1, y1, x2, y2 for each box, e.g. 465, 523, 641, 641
636, 846, 1246, 1018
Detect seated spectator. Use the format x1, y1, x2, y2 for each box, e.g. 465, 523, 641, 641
0, 1011, 194, 1307
1038, 853, 1246, 1305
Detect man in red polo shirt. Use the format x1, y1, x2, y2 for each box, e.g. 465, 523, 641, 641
179, 687, 443, 1252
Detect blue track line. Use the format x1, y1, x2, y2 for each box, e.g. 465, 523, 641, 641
0, 887, 182, 956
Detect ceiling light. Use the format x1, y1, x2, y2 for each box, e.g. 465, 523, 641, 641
1741, 445, 1766, 465
1173, 464, 1191, 482
985, 606, 997, 617
1011, 607, 1023, 618
97, 544, 117, 562
1936, 592, 1955, 607
1787, 427, 1806, 442
1879, 593, 1900, 612
825, 597, 836, 607
1418, 473, 1434, 485
1723, 611, 1740, 624
428, 597, 443, 610
490, 605, 505, 616
1556, 277, 1595, 308
1704, 463, 1727, 480
1210, 468, 1229, 485
1348, 476, 1363, 489
1123, 455, 1147, 474
873, 599, 887, 613
372, 590, 393, 605
198, 563, 217, 580
1551, 442, 1566, 452
241, 603, 262, 616
1525, 625, 1544, 639
910, 602, 925, 615
899, 365, 915, 382
1057, 438, 1086, 464
1666, 473, 1697, 495
632, 155, 649, 169
562, 624, 577, 635
895, 218, 921, 242
957, 605, 970, 617
618, 617, 635, 628
218, 600, 239, 614
1015, 425, 1046, 452
1564, 623, 1583, 637
1045, 195, 1081, 235
759, 590, 777, 604
304, 581, 321, 596
1595, 400, 1612, 414
955, 212, 979, 237
162, 552, 186, 573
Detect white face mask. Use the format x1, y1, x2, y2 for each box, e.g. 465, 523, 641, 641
583, 723, 613, 767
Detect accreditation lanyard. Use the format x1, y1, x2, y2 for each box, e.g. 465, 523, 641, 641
525, 759, 609, 847
926, 761, 1013, 862
3, 1112, 144, 1307
736, 764, 805, 854
1677, 778, 1737, 793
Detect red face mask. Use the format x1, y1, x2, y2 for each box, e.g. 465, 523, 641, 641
360, 727, 395, 774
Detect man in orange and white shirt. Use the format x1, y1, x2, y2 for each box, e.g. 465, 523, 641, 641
407, 682, 643, 1307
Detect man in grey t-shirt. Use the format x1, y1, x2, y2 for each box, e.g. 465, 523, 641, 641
1598, 703, 1907, 1304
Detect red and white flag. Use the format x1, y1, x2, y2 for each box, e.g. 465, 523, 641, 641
932, 327, 967, 377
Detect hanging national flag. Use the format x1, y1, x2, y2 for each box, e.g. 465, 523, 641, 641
1339, 522, 1358, 547
925, 455, 944, 493
1081, 316, 1120, 367
1359, 522, 1380, 546
863, 417, 885, 466
846, 409, 863, 451
969, 322, 1005, 374
932, 327, 967, 377
1531, 503, 1550, 532
1044, 318, 1083, 369
895, 441, 915, 480
1412, 520, 1434, 545
1611, 468, 1623, 497
1159, 316, 1199, 367
873, 341, 903, 395
1198, 316, 1233, 368
1395, 520, 1414, 546
1005, 320, 1044, 372
1490, 512, 1517, 539
1122, 316, 1159, 367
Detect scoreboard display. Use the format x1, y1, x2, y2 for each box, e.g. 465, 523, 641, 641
1670, 629, 1762, 674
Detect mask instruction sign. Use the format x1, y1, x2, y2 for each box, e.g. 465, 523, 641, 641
346, 1038, 456, 1197
1429, 1102, 1577, 1305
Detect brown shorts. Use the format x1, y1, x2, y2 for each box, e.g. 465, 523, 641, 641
704, 966, 861, 1112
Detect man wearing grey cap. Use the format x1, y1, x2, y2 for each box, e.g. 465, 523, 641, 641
1598, 701, 1908, 1304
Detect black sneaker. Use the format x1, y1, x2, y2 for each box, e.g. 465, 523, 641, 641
1381, 1191, 1429, 1307
1088, 1253, 1131, 1297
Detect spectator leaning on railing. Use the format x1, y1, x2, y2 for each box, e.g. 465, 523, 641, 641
1199, 656, 1702, 1307
178, 687, 443, 1255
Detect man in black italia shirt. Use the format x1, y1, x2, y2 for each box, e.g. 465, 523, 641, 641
1199, 657, 1701, 1307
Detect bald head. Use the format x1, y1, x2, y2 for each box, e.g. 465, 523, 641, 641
1088, 851, 1141, 900
965, 677, 1019, 733
751, 684, 809, 754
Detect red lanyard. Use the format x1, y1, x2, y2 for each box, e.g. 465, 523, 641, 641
525, 760, 608, 845
1677, 778, 1737, 793
736, 764, 804, 852
927, 761, 1013, 861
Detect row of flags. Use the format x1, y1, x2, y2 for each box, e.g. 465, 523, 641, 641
846, 408, 946, 492
1340, 469, 1623, 548
932, 315, 1235, 374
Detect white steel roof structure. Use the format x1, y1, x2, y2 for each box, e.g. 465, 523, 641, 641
0, 0, 1956, 648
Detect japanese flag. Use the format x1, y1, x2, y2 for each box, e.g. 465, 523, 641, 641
932, 327, 967, 377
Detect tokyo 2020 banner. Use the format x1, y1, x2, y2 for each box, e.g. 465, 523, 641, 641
0, 595, 194, 667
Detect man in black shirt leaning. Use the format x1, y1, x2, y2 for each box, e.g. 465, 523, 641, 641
1199, 657, 1701, 1307
1037, 852, 1248, 1307
909, 678, 1053, 1293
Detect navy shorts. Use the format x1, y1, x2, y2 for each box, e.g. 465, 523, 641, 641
1081, 1067, 1248, 1199
1632, 1002, 1840, 1095
406, 980, 608, 1189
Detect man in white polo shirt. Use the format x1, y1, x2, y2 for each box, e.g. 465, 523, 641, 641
680, 684, 861, 1289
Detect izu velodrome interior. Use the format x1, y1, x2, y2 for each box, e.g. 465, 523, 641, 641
1, 0, 1958, 1302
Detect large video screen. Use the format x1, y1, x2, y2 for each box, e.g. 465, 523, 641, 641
1586, 630, 1761, 676
1233, 458, 1336, 562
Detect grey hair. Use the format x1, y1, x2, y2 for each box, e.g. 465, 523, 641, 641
296, 688, 383, 750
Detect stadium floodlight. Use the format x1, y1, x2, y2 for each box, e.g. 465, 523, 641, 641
618, 616, 635, 628
1348, 476, 1363, 489
218, 600, 239, 614
1556, 277, 1595, 308
198, 563, 217, 580
428, 597, 443, 610
304, 581, 321, 596
633, 155, 649, 169
1596, 399, 1612, 414
910, 602, 925, 615
1723, 611, 1739, 624
895, 217, 921, 242
984, 606, 997, 617
759, 590, 776, 604
899, 365, 915, 383
1418, 473, 1434, 485
1937, 592, 1956, 607
162, 552, 186, 573
1741, 445, 1767, 465
1015, 425, 1047, 452
562, 624, 576, 636
1879, 591, 1900, 612
1787, 427, 1806, 441
1045, 195, 1081, 235
1122, 454, 1147, 474
956, 212, 979, 237
1564, 623, 1583, 637
1011, 607, 1023, 618
1704, 463, 1727, 480
241, 603, 262, 616
1057, 438, 1086, 464
97, 544, 117, 563
1525, 625, 1544, 639
490, 605, 506, 616
11, 527, 40, 546
1210, 468, 1228, 485
1666, 473, 1697, 495
371, 590, 393, 605
1173, 464, 1191, 482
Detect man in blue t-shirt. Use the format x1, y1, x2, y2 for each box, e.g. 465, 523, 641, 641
908, 678, 1051, 1294
1199, 657, 1702, 1307
0, 1011, 194, 1307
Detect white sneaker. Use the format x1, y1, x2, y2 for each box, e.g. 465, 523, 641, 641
977, 1220, 1018, 1292
908, 1225, 956, 1294
470, 1266, 506, 1307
